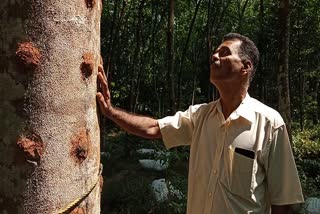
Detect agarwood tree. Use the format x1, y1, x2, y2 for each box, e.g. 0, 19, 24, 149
0, 0, 102, 213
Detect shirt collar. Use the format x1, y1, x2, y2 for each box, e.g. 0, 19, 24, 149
233, 94, 255, 123
215, 93, 255, 124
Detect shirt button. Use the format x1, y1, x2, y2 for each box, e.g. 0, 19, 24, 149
208, 192, 212, 197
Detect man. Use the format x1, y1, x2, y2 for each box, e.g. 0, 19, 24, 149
96, 33, 304, 214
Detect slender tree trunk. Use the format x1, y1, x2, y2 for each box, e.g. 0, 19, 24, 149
191, 46, 197, 106
277, 0, 292, 139
299, 72, 305, 131
0, 0, 102, 213
105, 0, 127, 81
211, 0, 232, 51
206, 0, 213, 102
177, 0, 202, 109
167, 0, 176, 113
314, 80, 319, 125
133, 33, 147, 113
151, 1, 161, 116
257, 0, 266, 102
237, 0, 250, 31
129, 0, 145, 112
206, 0, 231, 102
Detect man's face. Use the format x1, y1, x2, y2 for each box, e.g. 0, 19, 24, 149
210, 39, 244, 85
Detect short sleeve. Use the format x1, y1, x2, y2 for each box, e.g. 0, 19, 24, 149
158, 105, 204, 149
266, 125, 304, 205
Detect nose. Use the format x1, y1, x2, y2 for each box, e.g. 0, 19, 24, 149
211, 53, 219, 64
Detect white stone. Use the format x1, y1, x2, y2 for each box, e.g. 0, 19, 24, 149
136, 149, 156, 155
168, 184, 183, 200
139, 159, 169, 171
151, 178, 184, 202
305, 197, 320, 214
151, 179, 169, 202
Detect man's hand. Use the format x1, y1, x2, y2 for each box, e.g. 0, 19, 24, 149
96, 65, 113, 118
96, 64, 161, 139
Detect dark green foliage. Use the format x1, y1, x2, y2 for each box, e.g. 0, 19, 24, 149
293, 127, 320, 160
293, 126, 320, 197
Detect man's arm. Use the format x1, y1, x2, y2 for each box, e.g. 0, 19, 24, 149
267, 124, 304, 214
96, 65, 162, 139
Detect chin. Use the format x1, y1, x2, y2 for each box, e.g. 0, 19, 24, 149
209, 77, 217, 85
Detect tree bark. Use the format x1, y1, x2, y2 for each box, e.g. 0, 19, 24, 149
277, 0, 292, 139
0, 0, 102, 213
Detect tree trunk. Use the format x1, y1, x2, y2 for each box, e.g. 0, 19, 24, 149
256, 0, 266, 102
206, 0, 213, 102
167, 0, 176, 113
206, 0, 231, 102
315, 79, 319, 125
129, 0, 145, 112
0, 0, 102, 213
236, 0, 250, 31
177, 0, 202, 109
277, 0, 292, 139
298, 72, 305, 131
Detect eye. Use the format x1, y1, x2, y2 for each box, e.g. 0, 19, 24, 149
219, 48, 231, 57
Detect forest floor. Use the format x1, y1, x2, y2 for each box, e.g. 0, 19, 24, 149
100, 131, 189, 214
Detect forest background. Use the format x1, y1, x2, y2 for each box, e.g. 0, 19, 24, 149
99, 0, 320, 213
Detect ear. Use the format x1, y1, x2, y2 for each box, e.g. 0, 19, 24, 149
241, 60, 252, 76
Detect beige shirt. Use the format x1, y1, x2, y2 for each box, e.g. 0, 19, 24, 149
158, 94, 304, 214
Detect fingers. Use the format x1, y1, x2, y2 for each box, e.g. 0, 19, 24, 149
98, 65, 107, 85
98, 65, 107, 80
96, 92, 106, 106
96, 92, 108, 115
98, 72, 109, 99
97, 65, 112, 117
97, 65, 110, 100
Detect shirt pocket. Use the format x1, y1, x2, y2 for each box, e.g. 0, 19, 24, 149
220, 147, 255, 198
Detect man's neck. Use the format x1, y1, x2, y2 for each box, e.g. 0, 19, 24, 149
217, 83, 248, 120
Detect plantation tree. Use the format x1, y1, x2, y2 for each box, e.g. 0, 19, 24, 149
129, 0, 146, 112
0, 0, 102, 213
167, 0, 176, 113
177, 0, 202, 108
277, 0, 292, 138
289, 0, 320, 129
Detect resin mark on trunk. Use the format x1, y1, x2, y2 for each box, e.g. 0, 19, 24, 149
70, 129, 91, 164
81, 53, 94, 80
15, 42, 41, 71
16, 133, 45, 163
85, 0, 96, 9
